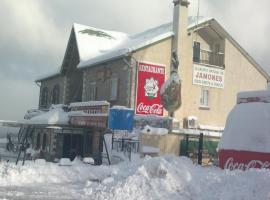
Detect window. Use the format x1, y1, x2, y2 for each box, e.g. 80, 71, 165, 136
193, 41, 201, 62
110, 78, 118, 101
200, 89, 209, 107
42, 134, 47, 151
36, 133, 41, 149
89, 82, 96, 100
41, 87, 48, 108
52, 85, 60, 104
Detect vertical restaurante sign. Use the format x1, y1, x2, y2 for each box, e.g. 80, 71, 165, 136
193, 64, 225, 89
136, 62, 165, 116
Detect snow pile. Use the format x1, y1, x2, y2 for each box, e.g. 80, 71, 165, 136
219, 102, 270, 153
59, 158, 72, 166
24, 109, 45, 120
83, 157, 95, 165
28, 108, 69, 125
141, 125, 168, 135
85, 156, 270, 200
0, 156, 270, 199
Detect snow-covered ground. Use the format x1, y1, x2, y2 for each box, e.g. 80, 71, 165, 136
0, 156, 269, 199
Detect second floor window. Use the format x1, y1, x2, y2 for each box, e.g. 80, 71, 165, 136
41, 87, 48, 108
89, 82, 96, 100
110, 78, 118, 101
200, 89, 209, 107
52, 85, 60, 105
193, 41, 201, 63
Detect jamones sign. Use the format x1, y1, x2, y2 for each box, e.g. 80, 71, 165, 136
193, 64, 225, 89
136, 62, 165, 116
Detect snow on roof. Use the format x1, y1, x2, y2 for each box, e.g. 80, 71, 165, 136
78, 22, 173, 68
27, 108, 69, 125
35, 67, 61, 82
68, 111, 108, 117
73, 23, 128, 62
110, 105, 133, 111
77, 17, 215, 69
37, 17, 214, 80
69, 101, 110, 108
218, 102, 270, 153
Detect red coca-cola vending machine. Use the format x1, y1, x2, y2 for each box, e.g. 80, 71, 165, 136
219, 90, 270, 170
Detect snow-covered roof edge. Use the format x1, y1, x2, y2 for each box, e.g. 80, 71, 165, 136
77, 31, 173, 69
69, 101, 110, 107
35, 71, 61, 82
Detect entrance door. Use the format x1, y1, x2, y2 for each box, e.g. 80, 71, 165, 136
62, 134, 84, 161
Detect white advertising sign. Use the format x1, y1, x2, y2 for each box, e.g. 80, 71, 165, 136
193, 64, 225, 89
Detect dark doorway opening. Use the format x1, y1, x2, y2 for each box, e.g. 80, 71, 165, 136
62, 134, 84, 161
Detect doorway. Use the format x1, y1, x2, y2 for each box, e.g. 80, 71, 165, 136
62, 134, 84, 161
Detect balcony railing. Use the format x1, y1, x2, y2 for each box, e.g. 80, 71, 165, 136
193, 49, 224, 67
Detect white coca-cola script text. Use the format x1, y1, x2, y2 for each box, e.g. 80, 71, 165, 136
136, 103, 163, 115
224, 157, 270, 170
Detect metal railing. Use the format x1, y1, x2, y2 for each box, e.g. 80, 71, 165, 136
194, 49, 224, 67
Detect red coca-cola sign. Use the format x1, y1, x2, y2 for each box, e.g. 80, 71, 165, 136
219, 149, 270, 170
136, 62, 165, 116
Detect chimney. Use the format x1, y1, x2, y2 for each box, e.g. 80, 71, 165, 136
171, 0, 190, 72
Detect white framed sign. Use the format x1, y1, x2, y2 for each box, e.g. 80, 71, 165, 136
193, 64, 225, 89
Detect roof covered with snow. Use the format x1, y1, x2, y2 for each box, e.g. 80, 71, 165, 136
73, 23, 128, 63
37, 16, 270, 81
26, 108, 69, 125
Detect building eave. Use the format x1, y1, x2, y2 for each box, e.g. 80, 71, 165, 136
210, 19, 270, 81
35, 72, 61, 83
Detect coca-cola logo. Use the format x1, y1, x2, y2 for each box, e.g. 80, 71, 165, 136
224, 157, 270, 170
136, 102, 163, 115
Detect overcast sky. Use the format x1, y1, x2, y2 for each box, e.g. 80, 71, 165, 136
0, 0, 270, 120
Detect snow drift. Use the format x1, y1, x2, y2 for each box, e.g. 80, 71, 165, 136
0, 156, 270, 199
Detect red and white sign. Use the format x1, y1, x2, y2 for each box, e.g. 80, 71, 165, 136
193, 64, 225, 89
136, 62, 165, 116
219, 150, 270, 170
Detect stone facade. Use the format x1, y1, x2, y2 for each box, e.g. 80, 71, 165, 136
82, 58, 131, 107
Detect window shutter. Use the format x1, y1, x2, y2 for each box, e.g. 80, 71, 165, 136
193, 41, 200, 62
200, 89, 209, 106
110, 78, 118, 101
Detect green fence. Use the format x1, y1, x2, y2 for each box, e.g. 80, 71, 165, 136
180, 135, 219, 164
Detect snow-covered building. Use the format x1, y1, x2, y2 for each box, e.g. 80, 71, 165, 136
36, 0, 269, 131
